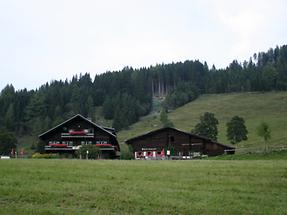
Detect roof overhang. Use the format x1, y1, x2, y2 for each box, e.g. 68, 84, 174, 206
39, 114, 116, 139
125, 127, 235, 150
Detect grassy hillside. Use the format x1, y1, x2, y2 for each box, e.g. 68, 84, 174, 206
0, 159, 286, 215
118, 91, 287, 152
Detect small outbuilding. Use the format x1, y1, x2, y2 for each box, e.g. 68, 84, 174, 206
125, 127, 235, 159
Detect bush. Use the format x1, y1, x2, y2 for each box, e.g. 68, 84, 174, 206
32, 153, 60, 159
120, 144, 134, 160
76, 144, 100, 159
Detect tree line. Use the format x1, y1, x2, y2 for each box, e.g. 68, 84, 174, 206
0, 44, 287, 135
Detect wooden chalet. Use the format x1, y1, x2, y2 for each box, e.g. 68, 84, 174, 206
125, 127, 235, 159
38, 114, 120, 159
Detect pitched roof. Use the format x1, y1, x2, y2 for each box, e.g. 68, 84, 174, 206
125, 127, 235, 149
38, 114, 116, 138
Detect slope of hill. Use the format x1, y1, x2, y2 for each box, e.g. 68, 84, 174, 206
118, 91, 287, 152
1, 45, 287, 135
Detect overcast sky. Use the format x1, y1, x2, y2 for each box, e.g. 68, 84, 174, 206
0, 0, 286, 90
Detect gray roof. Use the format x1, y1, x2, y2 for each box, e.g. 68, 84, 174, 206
125, 127, 235, 149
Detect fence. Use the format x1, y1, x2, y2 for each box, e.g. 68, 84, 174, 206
235, 145, 287, 154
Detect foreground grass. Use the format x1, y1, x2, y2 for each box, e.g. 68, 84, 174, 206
0, 159, 286, 214
118, 91, 287, 151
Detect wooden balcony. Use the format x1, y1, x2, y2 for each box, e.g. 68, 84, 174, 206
45, 145, 75, 151
61, 132, 94, 138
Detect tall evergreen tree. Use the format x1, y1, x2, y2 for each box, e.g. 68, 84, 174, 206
160, 109, 174, 128
0, 128, 17, 155
86, 96, 94, 119
4, 103, 15, 131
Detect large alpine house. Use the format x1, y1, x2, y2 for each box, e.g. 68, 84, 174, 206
38, 114, 120, 159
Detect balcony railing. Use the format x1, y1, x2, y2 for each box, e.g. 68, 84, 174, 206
45, 144, 74, 151
61, 132, 94, 138
45, 143, 116, 151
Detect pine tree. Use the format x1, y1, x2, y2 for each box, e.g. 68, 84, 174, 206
103, 96, 115, 119
0, 128, 17, 155
42, 116, 52, 131
160, 109, 174, 128
86, 96, 94, 119
24, 94, 46, 134
4, 103, 15, 130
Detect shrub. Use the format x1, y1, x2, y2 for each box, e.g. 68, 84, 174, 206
76, 144, 100, 159
120, 144, 134, 160
32, 153, 60, 159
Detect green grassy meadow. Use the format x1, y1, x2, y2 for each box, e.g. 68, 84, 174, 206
0, 159, 286, 215
118, 91, 287, 151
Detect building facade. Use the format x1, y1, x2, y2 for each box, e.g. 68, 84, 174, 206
125, 127, 235, 159
38, 114, 120, 159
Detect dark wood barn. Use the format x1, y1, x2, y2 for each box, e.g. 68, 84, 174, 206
39, 114, 120, 159
125, 127, 235, 159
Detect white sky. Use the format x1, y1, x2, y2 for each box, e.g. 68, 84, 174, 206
0, 0, 286, 90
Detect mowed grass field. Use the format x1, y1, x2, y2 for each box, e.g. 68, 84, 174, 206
118, 91, 287, 151
0, 159, 286, 215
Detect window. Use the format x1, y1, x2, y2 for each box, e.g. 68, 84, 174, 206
95, 138, 108, 144
170, 136, 174, 142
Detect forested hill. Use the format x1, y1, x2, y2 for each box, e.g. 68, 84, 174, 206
1, 45, 287, 135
